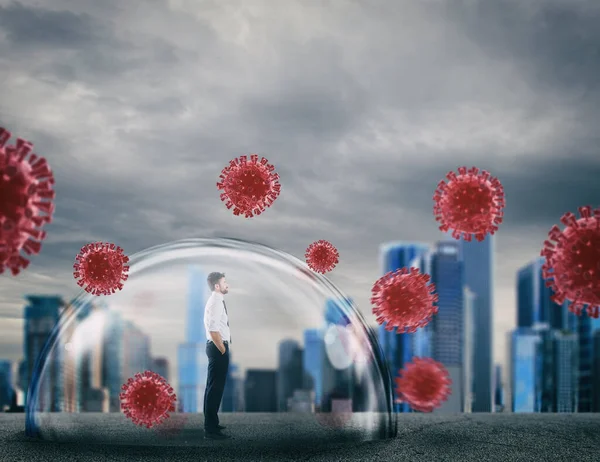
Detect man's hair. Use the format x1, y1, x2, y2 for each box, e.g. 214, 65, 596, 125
207, 272, 226, 290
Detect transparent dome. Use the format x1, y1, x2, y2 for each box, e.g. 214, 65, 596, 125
25, 238, 397, 449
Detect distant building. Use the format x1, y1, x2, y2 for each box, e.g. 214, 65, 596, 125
152, 358, 169, 382
430, 241, 465, 414
178, 266, 209, 413
277, 340, 304, 412
22, 295, 65, 410
303, 329, 323, 406
552, 331, 579, 412
245, 369, 277, 412
575, 309, 594, 412
494, 364, 504, 412
287, 389, 313, 413
0, 361, 13, 411
508, 327, 542, 413
101, 308, 126, 412
463, 287, 476, 413
592, 330, 600, 412
460, 236, 494, 412
378, 242, 430, 413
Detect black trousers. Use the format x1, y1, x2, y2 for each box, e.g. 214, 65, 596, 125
203, 341, 229, 432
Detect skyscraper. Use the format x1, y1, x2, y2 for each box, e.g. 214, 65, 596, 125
0, 360, 13, 411
592, 330, 600, 412
245, 369, 277, 412
152, 358, 170, 382
576, 310, 594, 412
463, 287, 476, 413
22, 295, 65, 409
494, 364, 504, 412
508, 327, 542, 413
303, 328, 323, 406
460, 236, 494, 412
102, 309, 126, 412
378, 242, 430, 412
178, 266, 209, 413
552, 331, 579, 412
277, 340, 304, 412
430, 241, 465, 413
516, 257, 571, 330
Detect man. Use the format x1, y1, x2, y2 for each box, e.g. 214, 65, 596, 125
203, 271, 232, 440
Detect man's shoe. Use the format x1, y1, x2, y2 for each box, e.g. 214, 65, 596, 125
217, 424, 226, 430
204, 431, 230, 440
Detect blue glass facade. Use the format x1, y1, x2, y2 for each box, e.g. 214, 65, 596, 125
378, 242, 430, 412
0, 360, 12, 410
510, 328, 542, 413
303, 328, 323, 406
460, 236, 494, 412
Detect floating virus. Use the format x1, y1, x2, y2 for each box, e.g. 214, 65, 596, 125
217, 154, 281, 218
433, 166, 505, 242
315, 398, 353, 429
371, 267, 438, 333
305, 240, 339, 274
73, 242, 129, 296
0, 127, 55, 275
395, 357, 452, 413
541, 205, 600, 319
120, 371, 177, 429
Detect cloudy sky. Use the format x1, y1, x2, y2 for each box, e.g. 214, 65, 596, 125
1, 0, 599, 382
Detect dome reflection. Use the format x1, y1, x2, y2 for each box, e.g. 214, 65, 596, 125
26, 238, 396, 447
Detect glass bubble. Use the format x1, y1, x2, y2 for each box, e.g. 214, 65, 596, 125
25, 238, 397, 449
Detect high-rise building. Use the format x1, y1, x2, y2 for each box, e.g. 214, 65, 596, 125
303, 328, 323, 406
22, 295, 65, 409
463, 287, 476, 413
494, 364, 504, 412
592, 330, 600, 412
0, 360, 13, 411
245, 369, 277, 412
152, 358, 170, 382
552, 330, 579, 412
378, 242, 430, 413
460, 236, 494, 412
516, 258, 574, 330
321, 298, 354, 412
575, 310, 594, 412
101, 309, 125, 412
277, 340, 304, 412
508, 327, 542, 413
178, 266, 209, 413
430, 241, 465, 413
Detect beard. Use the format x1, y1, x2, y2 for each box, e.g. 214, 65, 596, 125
221, 288, 229, 295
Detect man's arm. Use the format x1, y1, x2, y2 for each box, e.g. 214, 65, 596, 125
206, 298, 226, 354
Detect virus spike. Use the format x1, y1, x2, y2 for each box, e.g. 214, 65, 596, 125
0, 127, 56, 276
371, 267, 439, 333
73, 242, 130, 296
120, 370, 177, 429
433, 166, 505, 241
540, 206, 600, 318
217, 154, 281, 218
395, 357, 452, 412
305, 240, 339, 274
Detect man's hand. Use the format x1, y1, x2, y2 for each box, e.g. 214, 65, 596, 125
210, 331, 226, 354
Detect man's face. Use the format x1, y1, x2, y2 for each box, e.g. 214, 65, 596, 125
216, 277, 229, 295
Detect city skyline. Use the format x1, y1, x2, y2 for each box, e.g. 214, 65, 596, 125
1, 0, 599, 384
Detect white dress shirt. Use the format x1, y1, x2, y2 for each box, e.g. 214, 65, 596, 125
204, 292, 231, 343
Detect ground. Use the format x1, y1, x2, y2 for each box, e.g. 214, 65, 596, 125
1, 413, 599, 461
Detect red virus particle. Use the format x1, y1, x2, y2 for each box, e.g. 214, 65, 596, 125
541, 205, 600, 319
371, 267, 438, 333
0, 127, 55, 275
120, 370, 177, 429
305, 240, 339, 274
73, 242, 129, 296
395, 357, 452, 413
433, 166, 505, 242
217, 154, 281, 218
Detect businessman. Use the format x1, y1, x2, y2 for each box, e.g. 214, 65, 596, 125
203, 271, 232, 439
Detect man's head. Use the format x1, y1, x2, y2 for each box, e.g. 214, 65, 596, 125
207, 272, 228, 294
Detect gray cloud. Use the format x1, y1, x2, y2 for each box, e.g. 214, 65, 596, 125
0, 0, 598, 379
